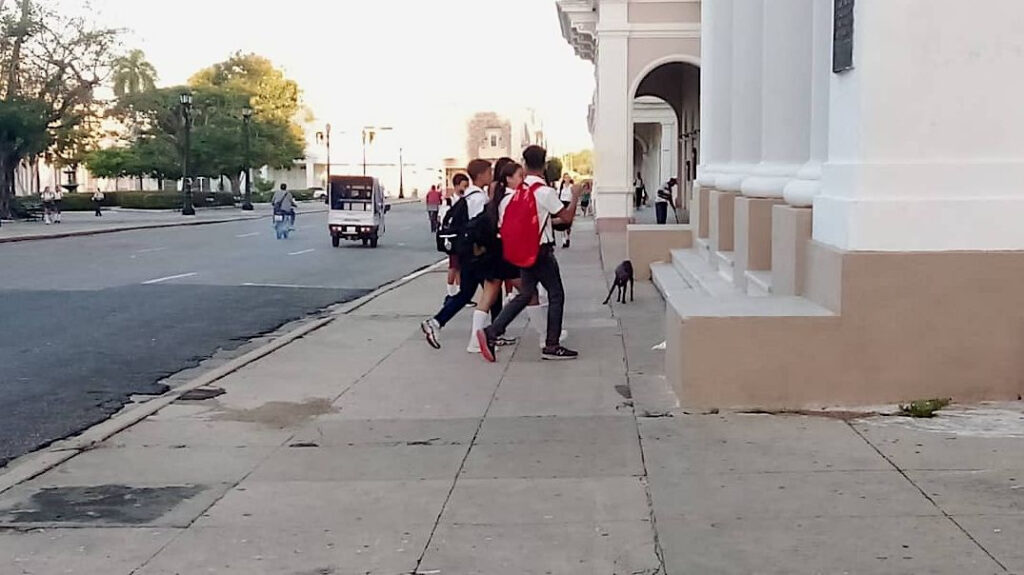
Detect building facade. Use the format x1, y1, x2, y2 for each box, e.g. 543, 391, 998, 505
559, 0, 1024, 409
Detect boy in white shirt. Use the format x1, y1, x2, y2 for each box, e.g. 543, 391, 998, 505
479, 146, 581, 361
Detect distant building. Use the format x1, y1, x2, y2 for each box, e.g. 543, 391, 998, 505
465, 110, 547, 165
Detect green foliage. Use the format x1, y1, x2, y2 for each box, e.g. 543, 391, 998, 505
544, 157, 564, 185
253, 175, 275, 193
112, 49, 158, 97
563, 149, 593, 176
899, 398, 952, 418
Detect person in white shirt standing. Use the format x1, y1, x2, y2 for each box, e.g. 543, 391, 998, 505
40, 186, 56, 225
479, 145, 581, 361
557, 174, 574, 248
420, 159, 492, 349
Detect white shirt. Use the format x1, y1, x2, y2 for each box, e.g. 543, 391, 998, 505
558, 183, 573, 202
463, 185, 487, 219
500, 175, 562, 245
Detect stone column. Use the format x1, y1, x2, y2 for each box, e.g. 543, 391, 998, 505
784, 0, 833, 206
742, 0, 814, 198
591, 1, 632, 231
696, 0, 734, 239
715, 0, 763, 194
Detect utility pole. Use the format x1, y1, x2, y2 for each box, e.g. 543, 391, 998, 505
398, 147, 404, 199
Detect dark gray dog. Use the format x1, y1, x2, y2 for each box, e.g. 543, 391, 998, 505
603, 260, 634, 305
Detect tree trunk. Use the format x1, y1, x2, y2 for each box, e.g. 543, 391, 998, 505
228, 174, 241, 195
0, 158, 13, 219
138, 176, 143, 190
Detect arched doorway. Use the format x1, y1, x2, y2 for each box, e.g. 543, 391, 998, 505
630, 60, 700, 223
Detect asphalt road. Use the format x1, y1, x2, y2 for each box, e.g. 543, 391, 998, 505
0, 203, 440, 467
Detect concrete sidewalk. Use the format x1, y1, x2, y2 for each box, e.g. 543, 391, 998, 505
0, 203, 325, 243
0, 222, 1022, 574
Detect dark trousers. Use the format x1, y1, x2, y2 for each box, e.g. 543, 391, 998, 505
428, 209, 439, 233
486, 245, 565, 348
93, 200, 102, 216
634, 189, 644, 210
656, 202, 668, 224
435, 260, 484, 328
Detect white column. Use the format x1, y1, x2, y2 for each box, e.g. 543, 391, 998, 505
742, 0, 814, 198
816, 0, 1024, 251
697, 0, 733, 188
592, 0, 632, 224
716, 0, 764, 193
784, 0, 832, 207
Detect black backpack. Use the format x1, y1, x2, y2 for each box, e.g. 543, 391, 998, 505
435, 191, 481, 255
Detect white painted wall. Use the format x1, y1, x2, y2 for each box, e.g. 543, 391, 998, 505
816, 0, 1024, 251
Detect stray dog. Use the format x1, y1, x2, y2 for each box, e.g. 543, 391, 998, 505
603, 260, 635, 305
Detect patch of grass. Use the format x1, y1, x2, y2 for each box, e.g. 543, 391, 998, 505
899, 398, 952, 418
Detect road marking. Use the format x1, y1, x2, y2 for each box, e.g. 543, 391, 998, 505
242, 283, 336, 289
142, 272, 197, 285
235, 232, 259, 238
288, 249, 315, 256
135, 247, 168, 254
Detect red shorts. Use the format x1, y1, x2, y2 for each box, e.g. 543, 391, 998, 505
448, 254, 460, 270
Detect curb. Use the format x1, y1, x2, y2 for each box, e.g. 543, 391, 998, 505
0, 256, 446, 495
0, 208, 329, 244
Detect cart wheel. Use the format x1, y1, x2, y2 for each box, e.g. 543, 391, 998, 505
370, 236, 379, 248
332, 235, 340, 248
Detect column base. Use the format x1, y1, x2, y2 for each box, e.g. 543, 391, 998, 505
771, 205, 813, 296
709, 190, 739, 253
734, 197, 785, 290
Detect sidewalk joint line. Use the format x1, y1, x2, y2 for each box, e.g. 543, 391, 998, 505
605, 258, 669, 574
846, 422, 1010, 573
411, 337, 522, 574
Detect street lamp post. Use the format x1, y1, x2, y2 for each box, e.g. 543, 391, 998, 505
241, 106, 254, 211
398, 147, 404, 199
316, 123, 331, 198
361, 126, 392, 176
180, 92, 195, 216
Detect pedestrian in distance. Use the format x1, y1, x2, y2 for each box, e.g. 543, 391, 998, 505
634, 172, 646, 211
426, 184, 442, 233
92, 189, 105, 217
655, 178, 679, 225
421, 159, 492, 350
53, 186, 64, 223
558, 174, 574, 248
478, 145, 582, 362
579, 180, 592, 216
41, 186, 56, 225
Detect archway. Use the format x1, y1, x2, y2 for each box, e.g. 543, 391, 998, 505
630, 60, 700, 223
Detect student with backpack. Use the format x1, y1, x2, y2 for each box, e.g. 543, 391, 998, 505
421, 159, 492, 349
439, 174, 470, 302
478, 145, 582, 362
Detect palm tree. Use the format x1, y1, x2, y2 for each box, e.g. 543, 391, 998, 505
111, 50, 158, 97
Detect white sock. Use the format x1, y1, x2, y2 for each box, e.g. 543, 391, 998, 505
447, 284, 459, 297
527, 305, 547, 349
538, 285, 549, 306
467, 310, 488, 352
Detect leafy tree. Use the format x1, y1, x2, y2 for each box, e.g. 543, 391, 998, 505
0, 0, 120, 216
108, 84, 303, 193
112, 49, 158, 97
564, 149, 593, 175
189, 52, 301, 126
544, 157, 564, 185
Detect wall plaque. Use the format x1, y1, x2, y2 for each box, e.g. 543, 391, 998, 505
833, 0, 855, 73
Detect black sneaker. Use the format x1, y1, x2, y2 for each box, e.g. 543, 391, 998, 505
421, 319, 441, 350
477, 329, 497, 363
495, 336, 518, 347
542, 345, 579, 361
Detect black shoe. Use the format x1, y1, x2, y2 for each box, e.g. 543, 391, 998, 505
477, 329, 496, 363
495, 336, 518, 347
542, 345, 579, 361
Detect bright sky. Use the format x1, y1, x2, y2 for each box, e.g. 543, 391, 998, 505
72, 0, 596, 168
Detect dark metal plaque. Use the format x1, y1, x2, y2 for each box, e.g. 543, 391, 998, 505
833, 0, 855, 73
